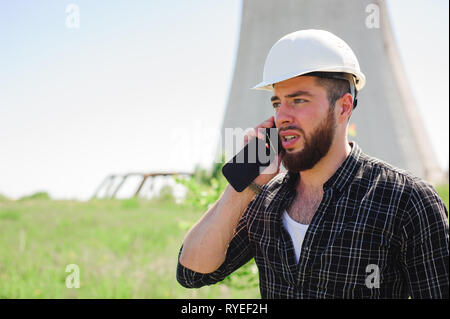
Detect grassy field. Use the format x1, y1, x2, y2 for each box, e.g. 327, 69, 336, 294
0, 197, 260, 298
0, 185, 448, 299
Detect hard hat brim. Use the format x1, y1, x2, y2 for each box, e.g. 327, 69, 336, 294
252, 68, 366, 92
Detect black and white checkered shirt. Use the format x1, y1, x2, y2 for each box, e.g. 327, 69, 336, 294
177, 142, 449, 298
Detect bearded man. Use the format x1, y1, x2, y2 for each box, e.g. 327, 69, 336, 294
176, 30, 449, 299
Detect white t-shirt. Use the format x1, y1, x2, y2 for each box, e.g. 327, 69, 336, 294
282, 210, 309, 263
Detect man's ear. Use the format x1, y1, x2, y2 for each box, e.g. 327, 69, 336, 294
337, 93, 353, 124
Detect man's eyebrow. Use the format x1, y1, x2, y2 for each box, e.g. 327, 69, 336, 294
270, 90, 313, 102
271, 95, 280, 102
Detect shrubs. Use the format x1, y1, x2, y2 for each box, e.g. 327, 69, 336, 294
157, 185, 176, 202
18, 191, 51, 201
175, 154, 228, 211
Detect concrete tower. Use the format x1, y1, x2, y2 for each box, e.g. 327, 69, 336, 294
220, 0, 442, 183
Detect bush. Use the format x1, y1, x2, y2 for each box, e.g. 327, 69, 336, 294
18, 191, 51, 201
157, 185, 175, 202
175, 153, 228, 211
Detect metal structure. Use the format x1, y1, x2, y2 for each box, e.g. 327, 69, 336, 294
220, 0, 443, 183
92, 172, 192, 199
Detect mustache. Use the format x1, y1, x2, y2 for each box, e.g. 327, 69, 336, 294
279, 125, 304, 135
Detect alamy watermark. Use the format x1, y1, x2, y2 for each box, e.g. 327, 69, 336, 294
167, 125, 280, 174
65, 4, 80, 29
65, 264, 80, 288
365, 4, 380, 29
365, 264, 380, 288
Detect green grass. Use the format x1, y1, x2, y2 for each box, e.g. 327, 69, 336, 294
0, 184, 447, 299
435, 184, 449, 211
0, 197, 259, 298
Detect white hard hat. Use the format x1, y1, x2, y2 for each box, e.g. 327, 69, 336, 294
253, 29, 366, 92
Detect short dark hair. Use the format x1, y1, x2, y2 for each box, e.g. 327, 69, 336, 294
313, 76, 350, 109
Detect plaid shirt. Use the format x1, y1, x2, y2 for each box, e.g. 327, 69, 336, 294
177, 142, 449, 298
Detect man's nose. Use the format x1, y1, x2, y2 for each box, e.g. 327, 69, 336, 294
275, 101, 294, 127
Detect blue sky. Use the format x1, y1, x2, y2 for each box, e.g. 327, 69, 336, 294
0, 0, 448, 200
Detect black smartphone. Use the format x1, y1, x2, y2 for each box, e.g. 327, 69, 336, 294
222, 125, 281, 192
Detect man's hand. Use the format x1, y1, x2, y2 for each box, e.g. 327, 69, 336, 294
178, 116, 283, 274
243, 116, 283, 187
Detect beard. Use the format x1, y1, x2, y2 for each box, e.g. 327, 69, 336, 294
281, 108, 336, 172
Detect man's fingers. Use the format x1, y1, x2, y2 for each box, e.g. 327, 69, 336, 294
260, 153, 282, 175
244, 116, 276, 148
243, 128, 256, 146
256, 117, 275, 129
243, 127, 266, 145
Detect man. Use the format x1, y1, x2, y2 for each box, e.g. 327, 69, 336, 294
176, 30, 449, 298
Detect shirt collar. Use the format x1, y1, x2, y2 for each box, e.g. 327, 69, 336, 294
282, 141, 363, 194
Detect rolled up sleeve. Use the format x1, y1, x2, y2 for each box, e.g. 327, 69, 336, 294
176, 210, 254, 289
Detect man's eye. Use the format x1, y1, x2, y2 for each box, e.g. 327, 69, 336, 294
272, 103, 280, 109
294, 99, 307, 103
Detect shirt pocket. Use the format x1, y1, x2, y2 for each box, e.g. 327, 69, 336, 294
308, 222, 393, 298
